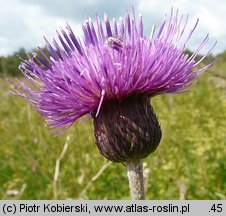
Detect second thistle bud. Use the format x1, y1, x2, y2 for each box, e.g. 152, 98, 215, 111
92, 95, 162, 162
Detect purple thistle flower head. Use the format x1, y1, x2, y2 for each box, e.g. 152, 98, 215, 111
11, 8, 215, 162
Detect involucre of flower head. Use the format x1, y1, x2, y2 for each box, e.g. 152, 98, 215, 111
93, 95, 162, 162
10, 8, 215, 162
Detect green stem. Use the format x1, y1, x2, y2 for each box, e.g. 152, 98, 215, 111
126, 160, 145, 200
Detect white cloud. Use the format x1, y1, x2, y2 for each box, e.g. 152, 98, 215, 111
0, 0, 80, 56
0, 0, 225, 55
137, 0, 226, 54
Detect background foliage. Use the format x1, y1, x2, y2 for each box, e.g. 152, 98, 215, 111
0, 49, 226, 199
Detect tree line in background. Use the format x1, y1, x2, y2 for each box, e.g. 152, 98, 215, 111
0, 47, 224, 77
0, 48, 27, 77
0, 48, 49, 77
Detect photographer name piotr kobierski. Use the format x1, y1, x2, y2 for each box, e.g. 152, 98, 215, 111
19, 203, 89, 213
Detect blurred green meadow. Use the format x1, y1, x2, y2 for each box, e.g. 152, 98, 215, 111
0, 54, 226, 199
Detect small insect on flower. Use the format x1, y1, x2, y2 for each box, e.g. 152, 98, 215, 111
107, 36, 124, 51
10, 8, 215, 163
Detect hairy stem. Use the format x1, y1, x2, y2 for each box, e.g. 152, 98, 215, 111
126, 160, 145, 200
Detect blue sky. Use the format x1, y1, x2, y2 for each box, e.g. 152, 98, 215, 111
0, 0, 225, 56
